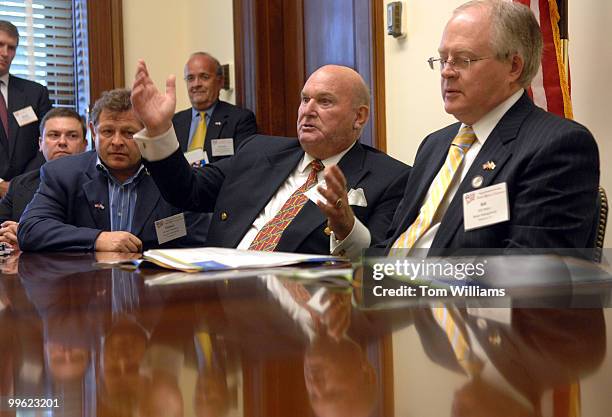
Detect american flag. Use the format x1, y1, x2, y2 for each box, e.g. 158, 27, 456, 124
514, 0, 573, 119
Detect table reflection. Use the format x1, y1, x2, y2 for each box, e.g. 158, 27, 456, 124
0, 252, 608, 416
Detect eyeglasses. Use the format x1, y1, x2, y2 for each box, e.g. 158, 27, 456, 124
427, 56, 494, 72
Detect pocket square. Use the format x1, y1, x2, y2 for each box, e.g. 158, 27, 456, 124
347, 188, 367, 207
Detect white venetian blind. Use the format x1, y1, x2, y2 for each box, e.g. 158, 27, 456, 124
0, 0, 88, 110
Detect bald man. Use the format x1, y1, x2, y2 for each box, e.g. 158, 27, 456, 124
131, 63, 410, 257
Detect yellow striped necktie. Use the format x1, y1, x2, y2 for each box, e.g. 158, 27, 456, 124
392, 125, 477, 249
432, 306, 483, 376
188, 111, 207, 151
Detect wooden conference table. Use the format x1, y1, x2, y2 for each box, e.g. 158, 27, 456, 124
0, 251, 610, 417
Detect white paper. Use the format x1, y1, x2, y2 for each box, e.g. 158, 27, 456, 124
463, 182, 510, 231
211, 138, 234, 156
154, 213, 187, 245
13, 106, 38, 127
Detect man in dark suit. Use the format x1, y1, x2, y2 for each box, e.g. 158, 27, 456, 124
0, 20, 52, 197
173, 52, 256, 163
131, 63, 410, 257
382, 0, 598, 255
0, 108, 88, 249
18, 89, 209, 252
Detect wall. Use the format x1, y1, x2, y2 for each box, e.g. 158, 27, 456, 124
384, 0, 612, 245
122, 0, 235, 111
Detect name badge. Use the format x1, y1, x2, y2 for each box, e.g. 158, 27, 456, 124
463, 182, 510, 231
184, 149, 208, 165
13, 106, 38, 127
211, 138, 234, 157
154, 213, 187, 244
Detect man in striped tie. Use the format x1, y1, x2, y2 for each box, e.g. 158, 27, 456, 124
131, 62, 410, 257
384, 0, 598, 256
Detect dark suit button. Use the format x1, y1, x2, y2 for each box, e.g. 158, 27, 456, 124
220, 212, 228, 221
324, 226, 332, 236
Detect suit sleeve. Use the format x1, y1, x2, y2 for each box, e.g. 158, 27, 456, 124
17, 164, 102, 251
507, 126, 599, 249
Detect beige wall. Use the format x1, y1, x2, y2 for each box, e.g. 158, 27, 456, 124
383, 0, 612, 244
122, 0, 235, 112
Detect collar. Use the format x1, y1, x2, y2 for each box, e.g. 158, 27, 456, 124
96, 155, 147, 185
191, 101, 219, 121
298, 141, 357, 173
0, 73, 8, 87
467, 89, 523, 145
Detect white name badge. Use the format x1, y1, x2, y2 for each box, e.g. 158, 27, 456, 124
154, 213, 187, 245
211, 138, 234, 157
463, 182, 510, 231
184, 149, 207, 165
13, 106, 38, 127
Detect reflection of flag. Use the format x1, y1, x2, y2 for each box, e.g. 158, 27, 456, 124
514, 0, 572, 119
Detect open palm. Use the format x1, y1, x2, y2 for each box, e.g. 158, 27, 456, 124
131, 59, 176, 135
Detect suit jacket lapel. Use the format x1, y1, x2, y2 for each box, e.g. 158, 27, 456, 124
6, 76, 26, 158
432, 92, 534, 248
174, 110, 192, 152
391, 131, 456, 242
206, 102, 229, 140
82, 157, 111, 231
131, 173, 161, 237
276, 143, 369, 252
224, 146, 304, 248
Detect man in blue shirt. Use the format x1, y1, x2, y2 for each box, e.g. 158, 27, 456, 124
18, 89, 209, 252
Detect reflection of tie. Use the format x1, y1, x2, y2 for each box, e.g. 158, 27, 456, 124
196, 332, 214, 369
432, 306, 482, 376
249, 159, 324, 251
0, 82, 8, 138
188, 111, 207, 151
552, 383, 581, 417
392, 126, 477, 249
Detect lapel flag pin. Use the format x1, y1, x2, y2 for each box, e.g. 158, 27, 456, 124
94, 203, 105, 210
482, 161, 496, 171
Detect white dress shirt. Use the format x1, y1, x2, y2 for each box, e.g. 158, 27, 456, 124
412, 89, 524, 251
134, 127, 369, 257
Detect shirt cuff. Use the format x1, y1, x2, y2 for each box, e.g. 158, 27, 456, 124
133, 126, 180, 161
330, 217, 370, 260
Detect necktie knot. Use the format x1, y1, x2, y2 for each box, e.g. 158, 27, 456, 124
451, 125, 477, 152
311, 159, 324, 173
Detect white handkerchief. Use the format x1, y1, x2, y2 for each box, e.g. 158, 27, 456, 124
347, 188, 367, 207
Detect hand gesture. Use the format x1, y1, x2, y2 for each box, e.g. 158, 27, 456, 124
131, 59, 176, 136
316, 165, 355, 240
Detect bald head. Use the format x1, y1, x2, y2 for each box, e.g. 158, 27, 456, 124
297, 65, 370, 160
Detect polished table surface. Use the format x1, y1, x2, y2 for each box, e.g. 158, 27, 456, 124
0, 251, 610, 417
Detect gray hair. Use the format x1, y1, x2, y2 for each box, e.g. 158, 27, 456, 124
454, 0, 543, 87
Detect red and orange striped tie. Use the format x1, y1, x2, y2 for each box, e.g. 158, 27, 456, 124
249, 159, 324, 251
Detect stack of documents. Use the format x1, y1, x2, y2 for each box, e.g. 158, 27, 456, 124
141, 247, 345, 273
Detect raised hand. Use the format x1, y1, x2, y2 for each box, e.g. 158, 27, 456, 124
131, 59, 176, 136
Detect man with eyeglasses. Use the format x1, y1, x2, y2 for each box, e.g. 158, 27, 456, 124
18, 89, 209, 252
173, 52, 257, 164
0, 108, 87, 249
383, 0, 598, 255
